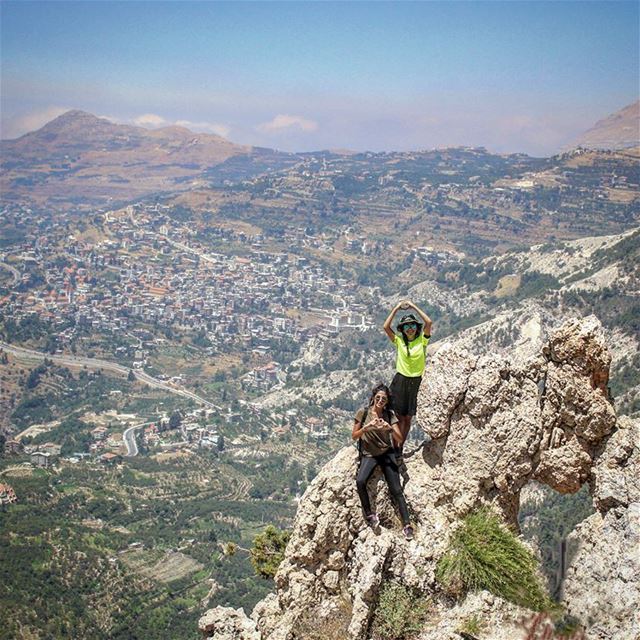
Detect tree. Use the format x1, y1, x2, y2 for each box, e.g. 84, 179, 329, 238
45, 335, 59, 354
26, 366, 45, 389
250, 525, 291, 579
127, 369, 136, 382
168, 411, 182, 430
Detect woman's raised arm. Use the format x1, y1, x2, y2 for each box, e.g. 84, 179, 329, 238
383, 301, 406, 342
407, 300, 433, 336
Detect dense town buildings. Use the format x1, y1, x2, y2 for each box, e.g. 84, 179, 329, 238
1, 203, 374, 375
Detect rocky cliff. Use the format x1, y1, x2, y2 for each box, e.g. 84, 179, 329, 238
199, 317, 638, 640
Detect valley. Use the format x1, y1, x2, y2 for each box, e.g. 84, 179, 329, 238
1, 110, 638, 639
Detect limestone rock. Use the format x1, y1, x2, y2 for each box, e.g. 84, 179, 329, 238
417, 591, 531, 640
562, 505, 640, 640
201, 317, 633, 640
561, 417, 640, 639
199, 607, 260, 639
416, 343, 477, 440
591, 416, 640, 511
534, 316, 616, 493
546, 316, 611, 386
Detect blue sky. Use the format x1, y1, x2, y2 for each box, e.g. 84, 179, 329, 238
1, 1, 638, 155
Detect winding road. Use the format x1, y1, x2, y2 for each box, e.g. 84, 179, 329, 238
0, 341, 221, 410
122, 421, 155, 456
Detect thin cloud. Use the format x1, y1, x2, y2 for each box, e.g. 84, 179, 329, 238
129, 114, 231, 138
1, 106, 69, 139
175, 120, 231, 138
257, 114, 318, 134
133, 113, 167, 127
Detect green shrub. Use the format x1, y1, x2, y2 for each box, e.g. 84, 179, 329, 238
250, 525, 290, 579
436, 508, 553, 611
372, 580, 430, 640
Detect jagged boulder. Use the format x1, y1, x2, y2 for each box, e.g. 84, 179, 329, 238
200, 317, 635, 640
534, 318, 616, 494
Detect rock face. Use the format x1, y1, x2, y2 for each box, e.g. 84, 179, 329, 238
561, 416, 640, 639
199, 607, 260, 640
199, 317, 638, 640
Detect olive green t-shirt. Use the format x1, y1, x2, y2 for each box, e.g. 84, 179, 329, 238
355, 407, 398, 457
394, 333, 430, 378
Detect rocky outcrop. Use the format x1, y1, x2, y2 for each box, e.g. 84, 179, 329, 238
199, 607, 260, 640
199, 316, 638, 640
561, 416, 640, 639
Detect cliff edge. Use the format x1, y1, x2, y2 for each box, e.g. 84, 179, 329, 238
199, 316, 639, 640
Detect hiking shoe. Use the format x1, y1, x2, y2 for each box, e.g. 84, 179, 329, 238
366, 513, 380, 528
403, 524, 414, 540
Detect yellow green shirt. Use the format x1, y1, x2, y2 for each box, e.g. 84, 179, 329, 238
394, 333, 430, 377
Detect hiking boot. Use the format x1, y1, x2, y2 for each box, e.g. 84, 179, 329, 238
402, 524, 414, 540
366, 513, 380, 528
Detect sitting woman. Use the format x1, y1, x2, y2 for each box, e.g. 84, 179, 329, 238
352, 383, 414, 540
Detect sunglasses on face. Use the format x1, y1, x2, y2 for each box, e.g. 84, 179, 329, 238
374, 394, 388, 403
404, 323, 417, 330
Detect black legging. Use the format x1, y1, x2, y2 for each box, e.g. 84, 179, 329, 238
356, 453, 410, 525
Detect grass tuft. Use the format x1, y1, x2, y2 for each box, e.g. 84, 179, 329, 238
436, 508, 553, 612
372, 580, 430, 640
458, 613, 486, 637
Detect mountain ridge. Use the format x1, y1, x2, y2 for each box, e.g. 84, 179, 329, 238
567, 100, 640, 151
3, 109, 231, 145
0, 109, 253, 205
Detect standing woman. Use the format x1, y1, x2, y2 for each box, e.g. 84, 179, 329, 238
352, 383, 414, 539
383, 299, 433, 446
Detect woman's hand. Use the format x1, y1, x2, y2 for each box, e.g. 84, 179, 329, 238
372, 417, 392, 431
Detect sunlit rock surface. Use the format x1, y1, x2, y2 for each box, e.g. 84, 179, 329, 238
199, 317, 637, 640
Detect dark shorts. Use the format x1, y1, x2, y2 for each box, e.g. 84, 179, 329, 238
390, 372, 422, 417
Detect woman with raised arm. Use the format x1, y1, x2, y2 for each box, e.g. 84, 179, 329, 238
352, 383, 414, 539
383, 299, 433, 447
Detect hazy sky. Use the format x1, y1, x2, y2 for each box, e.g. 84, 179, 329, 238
1, 1, 638, 156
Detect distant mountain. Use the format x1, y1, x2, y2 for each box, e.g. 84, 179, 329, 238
0, 110, 299, 207
2, 109, 247, 162
568, 101, 640, 151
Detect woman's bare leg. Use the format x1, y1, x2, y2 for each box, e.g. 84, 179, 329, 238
397, 415, 411, 445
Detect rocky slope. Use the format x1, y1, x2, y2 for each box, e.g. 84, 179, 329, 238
0, 110, 251, 204
255, 227, 640, 423
568, 101, 640, 151
199, 316, 639, 639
